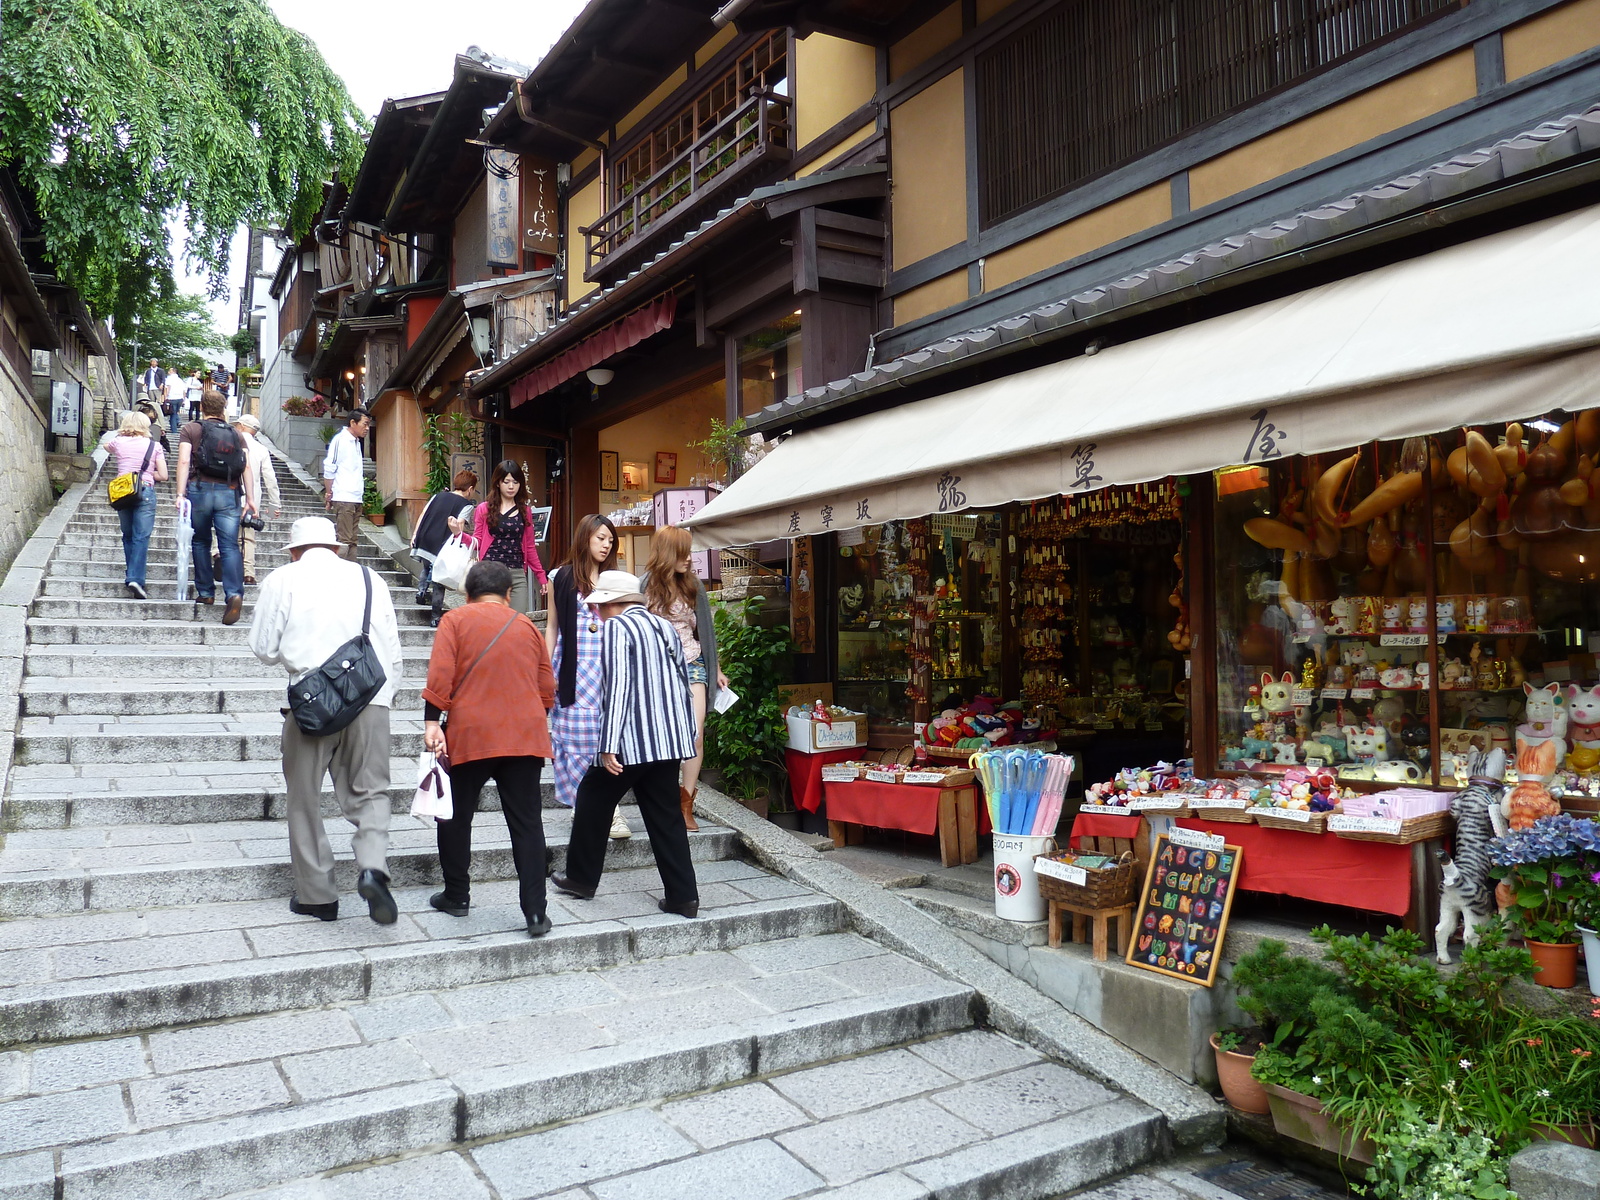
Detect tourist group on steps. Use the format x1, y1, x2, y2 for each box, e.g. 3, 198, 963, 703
103, 397, 725, 941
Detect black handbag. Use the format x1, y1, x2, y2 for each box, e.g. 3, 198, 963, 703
287, 567, 387, 737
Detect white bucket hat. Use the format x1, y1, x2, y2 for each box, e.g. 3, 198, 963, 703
283, 516, 342, 552
583, 570, 645, 606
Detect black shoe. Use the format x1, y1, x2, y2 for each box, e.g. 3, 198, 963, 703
429, 890, 469, 917
526, 913, 553, 938
429, 615, 442, 629
358, 869, 398, 924
551, 873, 595, 899
289, 895, 338, 921
126, 582, 147, 600
222, 594, 243, 625
658, 897, 699, 918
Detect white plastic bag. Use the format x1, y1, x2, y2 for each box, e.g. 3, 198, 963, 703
173, 497, 193, 602
411, 751, 453, 820
431, 534, 474, 593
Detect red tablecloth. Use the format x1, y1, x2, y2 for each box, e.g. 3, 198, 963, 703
1070, 811, 1144, 844
1175, 818, 1415, 916
785, 748, 858, 813
824, 780, 992, 835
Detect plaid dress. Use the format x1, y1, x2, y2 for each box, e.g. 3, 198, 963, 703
549, 604, 604, 807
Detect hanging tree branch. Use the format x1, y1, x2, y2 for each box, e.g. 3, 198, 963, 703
0, 0, 368, 327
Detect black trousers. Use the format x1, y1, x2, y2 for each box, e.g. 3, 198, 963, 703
567, 758, 697, 907
437, 755, 547, 919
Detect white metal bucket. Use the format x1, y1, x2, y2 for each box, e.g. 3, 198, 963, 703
993, 833, 1056, 923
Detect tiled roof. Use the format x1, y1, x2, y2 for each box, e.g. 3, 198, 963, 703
750, 102, 1600, 431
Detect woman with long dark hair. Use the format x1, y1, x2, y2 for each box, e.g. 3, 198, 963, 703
641, 526, 727, 831
469, 460, 548, 614
545, 514, 630, 837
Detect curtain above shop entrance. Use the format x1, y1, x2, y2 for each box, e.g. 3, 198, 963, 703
684, 203, 1600, 548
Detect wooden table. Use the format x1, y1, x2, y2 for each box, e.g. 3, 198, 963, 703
823, 780, 982, 867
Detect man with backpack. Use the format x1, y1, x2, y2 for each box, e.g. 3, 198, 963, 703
175, 391, 259, 625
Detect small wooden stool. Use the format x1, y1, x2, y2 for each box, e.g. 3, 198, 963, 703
1048, 899, 1135, 961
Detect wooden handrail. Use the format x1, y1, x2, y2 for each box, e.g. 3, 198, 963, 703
582, 89, 792, 272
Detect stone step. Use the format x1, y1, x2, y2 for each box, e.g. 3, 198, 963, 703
26, 618, 439, 648
0, 808, 737, 916
2, 754, 568, 829
44, 559, 413, 585
0, 933, 1004, 1199
49, 544, 397, 572
202, 1031, 1160, 1200
0, 862, 838, 1045
30, 596, 438, 625
900, 887, 1049, 951
37, 578, 430, 609
20, 644, 433, 679
19, 677, 430, 717
14, 713, 434, 765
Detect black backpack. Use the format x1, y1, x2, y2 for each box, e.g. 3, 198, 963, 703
194, 419, 247, 481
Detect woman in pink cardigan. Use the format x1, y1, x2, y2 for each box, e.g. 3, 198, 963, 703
463, 460, 548, 614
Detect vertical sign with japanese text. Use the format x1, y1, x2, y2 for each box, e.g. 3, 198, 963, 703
50, 380, 81, 438
790, 536, 815, 654
486, 151, 520, 270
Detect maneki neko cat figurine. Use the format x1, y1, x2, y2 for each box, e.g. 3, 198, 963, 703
1516, 682, 1568, 763
1565, 683, 1600, 750
1259, 671, 1294, 716
1504, 737, 1562, 831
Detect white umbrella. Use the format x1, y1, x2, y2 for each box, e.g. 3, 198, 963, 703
173, 500, 192, 602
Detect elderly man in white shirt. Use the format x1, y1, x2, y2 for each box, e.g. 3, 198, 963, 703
323, 408, 370, 562
249, 516, 405, 924
232, 413, 281, 584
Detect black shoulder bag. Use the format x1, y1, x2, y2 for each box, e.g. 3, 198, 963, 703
288, 567, 388, 737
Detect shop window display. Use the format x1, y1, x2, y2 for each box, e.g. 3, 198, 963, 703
1213, 414, 1600, 801
835, 521, 916, 723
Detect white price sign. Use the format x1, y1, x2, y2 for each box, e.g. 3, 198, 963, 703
1292, 689, 1315, 706
1190, 798, 1249, 810
1321, 688, 1347, 700
1350, 687, 1376, 700
1125, 797, 1183, 811
1379, 633, 1448, 647
1035, 859, 1087, 886
1168, 826, 1226, 851
864, 769, 898, 783
1329, 815, 1403, 835
821, 767, 857, 783
1266, 807, 1314, 823
902, 771, 944, 784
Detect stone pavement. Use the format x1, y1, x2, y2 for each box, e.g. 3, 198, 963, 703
0, 460, 1189, 1198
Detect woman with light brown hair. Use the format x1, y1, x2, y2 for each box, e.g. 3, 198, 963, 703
545, 514, 630, 836
641, 526, 726, 830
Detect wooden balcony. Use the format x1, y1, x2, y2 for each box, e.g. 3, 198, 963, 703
582, 90, 792, 282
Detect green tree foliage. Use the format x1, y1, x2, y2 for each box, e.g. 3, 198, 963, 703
0, 0, 366, 327
123, 291, 223, 379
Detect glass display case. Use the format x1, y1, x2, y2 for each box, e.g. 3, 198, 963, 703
1212, 415, 1600, 797
834, 521, 916, 723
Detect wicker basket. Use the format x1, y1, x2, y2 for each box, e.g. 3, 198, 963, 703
1124, 798, 1191, 818
1329, 809, 1452, 844
924, 744, 984, 763
1185, 801, 1257, 824
1252, 806, 1335, 834
1034, 849, 1138, 908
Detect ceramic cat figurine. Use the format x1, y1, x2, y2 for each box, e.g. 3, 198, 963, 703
1259, 671, 1294, 715
1565, 683, 1600, 749
1504, 737, 1561, 831
1516, 682, 1568, 763
1381, 599, 1404, 633
1343, 724, 1388, 764
1407, 598, 1429, 634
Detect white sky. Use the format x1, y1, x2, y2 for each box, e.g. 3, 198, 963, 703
175, 0, 589, 348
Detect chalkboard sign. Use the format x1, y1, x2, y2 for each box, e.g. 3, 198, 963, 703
1124, 826, 1242, 988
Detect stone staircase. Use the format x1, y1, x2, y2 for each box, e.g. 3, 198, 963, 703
0, 464, 1185, 1199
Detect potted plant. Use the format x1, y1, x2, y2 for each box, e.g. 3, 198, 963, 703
692, 417, 749, 483
1490, 813, 1600, 988
1209, 1028, 1270, 1114
362, 479, 385, 526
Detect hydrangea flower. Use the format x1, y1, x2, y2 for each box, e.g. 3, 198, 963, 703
1490, 814, 1600, 866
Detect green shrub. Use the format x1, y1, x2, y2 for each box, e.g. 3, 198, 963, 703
704, 597, 791, 804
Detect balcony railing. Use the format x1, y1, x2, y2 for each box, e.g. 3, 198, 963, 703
583, 89, 792, 278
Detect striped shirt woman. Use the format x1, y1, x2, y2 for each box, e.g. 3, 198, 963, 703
598, 604, 698, 764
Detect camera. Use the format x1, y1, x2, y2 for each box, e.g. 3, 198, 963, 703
239, 513, 265, 532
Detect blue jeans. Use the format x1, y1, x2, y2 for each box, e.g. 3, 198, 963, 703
168, 404, 181, 436
188, 481, 242, 600
118, 485, 157, 586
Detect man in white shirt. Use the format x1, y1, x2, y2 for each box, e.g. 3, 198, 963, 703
233, 414, 281, 584
323, 408, 370, 562
162, 368, 187, 433
249, 516, 405, 924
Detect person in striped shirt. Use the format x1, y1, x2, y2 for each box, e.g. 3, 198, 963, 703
553, 570, 701, 917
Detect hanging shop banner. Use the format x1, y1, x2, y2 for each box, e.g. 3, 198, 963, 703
1125, 827, 1241, 988
790, 536, 815, 654
685, 203, 1600, 548
486, 150, 521, 270
50, 380, 81, 437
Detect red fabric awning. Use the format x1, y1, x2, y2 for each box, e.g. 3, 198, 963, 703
508, 291, 677, 408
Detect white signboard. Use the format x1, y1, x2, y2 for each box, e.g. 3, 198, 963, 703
50, 380, 81, 437
1035, 859, 1087, 886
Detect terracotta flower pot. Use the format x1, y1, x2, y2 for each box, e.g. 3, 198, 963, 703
1527, 939, 1579, 989
366, 512, 385, 526
1532, 1122, 1598, 1149
1262, 1082, 1376, 1164
1209, 1034, 1269, 1114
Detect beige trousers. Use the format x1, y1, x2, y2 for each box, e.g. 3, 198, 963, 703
332, 501, 361, 562
241, 524, 257, 579
281, 704, 392, 905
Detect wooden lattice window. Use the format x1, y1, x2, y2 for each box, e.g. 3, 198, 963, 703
976, 0, 1459, 228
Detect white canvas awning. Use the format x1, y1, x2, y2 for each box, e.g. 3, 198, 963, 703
685, 203, 1600, 548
